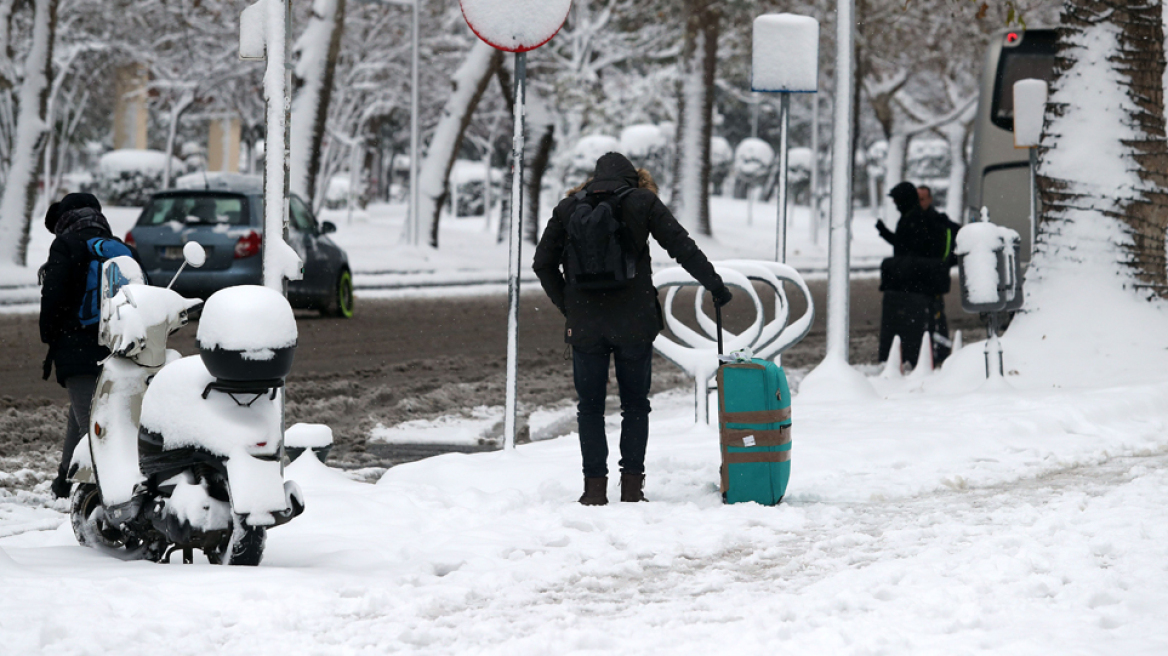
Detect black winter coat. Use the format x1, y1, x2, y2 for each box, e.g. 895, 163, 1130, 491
534, 185, 724, 347
924, 206, 962, 266
878, 191, 955, 295
39, 208, 130, 386
881, 208, 945, 259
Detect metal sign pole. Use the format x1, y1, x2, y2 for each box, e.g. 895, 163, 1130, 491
809, 93, 820, 246
282, 0, 292, 285
1028, 146, 1038, 256
409, 0, 420, 246
503, 52, 526, 451
775, 92, 790, 263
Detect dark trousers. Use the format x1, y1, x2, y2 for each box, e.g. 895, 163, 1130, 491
879, 291, 931, 367
572, 341, 653, 478
879, 292, 952, 366
57, 375, 97, 482
930, 296, 952, 364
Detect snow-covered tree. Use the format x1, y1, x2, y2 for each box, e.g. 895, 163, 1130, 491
289, 0, 345, 207
1035, 0, 1168, 294
415, 40, 501, 248
0, 0, 57, 266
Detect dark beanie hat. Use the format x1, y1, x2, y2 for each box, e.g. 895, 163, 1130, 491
58, 192, 102, 214
44, 202, 63, 234
888, 181, 920, 214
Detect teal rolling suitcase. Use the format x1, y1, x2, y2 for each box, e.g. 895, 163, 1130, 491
715, 308, 792, 506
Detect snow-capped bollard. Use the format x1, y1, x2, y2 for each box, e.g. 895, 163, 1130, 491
285, 423, 334, 463
752, 13, 819, 263
652, 261, 814, 424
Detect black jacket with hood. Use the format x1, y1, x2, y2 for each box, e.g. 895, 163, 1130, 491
878, 182, 952, 295
533, 152, 726, 346
39, 195, 129, 385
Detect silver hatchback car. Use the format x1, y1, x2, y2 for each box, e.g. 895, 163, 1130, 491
126, 176, 353, 317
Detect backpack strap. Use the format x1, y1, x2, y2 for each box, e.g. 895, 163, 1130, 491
608, 188, 640, 277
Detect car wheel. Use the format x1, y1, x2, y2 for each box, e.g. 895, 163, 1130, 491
321, 269, 354, 318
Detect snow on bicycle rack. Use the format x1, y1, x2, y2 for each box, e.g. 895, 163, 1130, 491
652, 260, 814, 424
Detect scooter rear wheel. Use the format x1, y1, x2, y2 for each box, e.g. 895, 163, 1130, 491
70, 484, 126, 549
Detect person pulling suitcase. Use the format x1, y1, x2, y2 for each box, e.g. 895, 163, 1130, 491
534, 152, 732, 505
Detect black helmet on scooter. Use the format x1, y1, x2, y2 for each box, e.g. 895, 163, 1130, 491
197, 285, 297, 382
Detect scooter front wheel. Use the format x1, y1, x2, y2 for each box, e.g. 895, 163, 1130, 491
70, 483, 126, 549
207, 514, 266, 566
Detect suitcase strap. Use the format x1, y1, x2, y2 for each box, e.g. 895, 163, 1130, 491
720, 448, 792, 493
719, 425, 791, 447
720, 407, 791, 425
722, 449, 791, 465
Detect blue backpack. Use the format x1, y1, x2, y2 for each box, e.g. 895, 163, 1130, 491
78, 237, 133, 327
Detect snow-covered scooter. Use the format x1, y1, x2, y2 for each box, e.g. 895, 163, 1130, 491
68, 243, 304, 565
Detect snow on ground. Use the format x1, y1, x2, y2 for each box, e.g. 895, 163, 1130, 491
3, 268, 1168, 652
3, 372, 1168, 654
369, 406, 503, 446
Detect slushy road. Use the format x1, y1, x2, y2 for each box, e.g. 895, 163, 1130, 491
0, 277, 978, 469
0, 277, 976, 402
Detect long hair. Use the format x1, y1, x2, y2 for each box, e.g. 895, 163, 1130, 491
564, 168, 659, 197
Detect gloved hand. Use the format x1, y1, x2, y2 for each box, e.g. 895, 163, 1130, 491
713, 286, 733, 308
876, 219, 893, 239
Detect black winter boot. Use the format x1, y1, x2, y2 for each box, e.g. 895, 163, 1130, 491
50, 475, 71, 500
579, 477, 608, 506
620, 473, 646, 502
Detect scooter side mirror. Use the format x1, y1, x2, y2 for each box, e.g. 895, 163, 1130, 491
183, 242, 207, 268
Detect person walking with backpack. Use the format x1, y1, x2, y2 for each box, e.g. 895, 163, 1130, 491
40, 193, 137, 498
534, 152, 732, 505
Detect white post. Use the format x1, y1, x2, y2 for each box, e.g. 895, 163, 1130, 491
825, 0, 854, 363
503, 52, 527, 451
408, 0, 420, 246
1029, 147, 1038, 255
775, 93, 790, 263
261, 0, 293, 293
810, 92, 820, 246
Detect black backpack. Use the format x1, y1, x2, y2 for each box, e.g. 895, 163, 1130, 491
564, 188, 638, 291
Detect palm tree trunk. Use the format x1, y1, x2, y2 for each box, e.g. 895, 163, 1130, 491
1036, 0, 1168, 295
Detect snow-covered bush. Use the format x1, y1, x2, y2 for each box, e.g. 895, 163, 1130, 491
787, 147, 812, 203
710, 136, 733, 195
449, 160, 495, 218
733, 138, 774, 186
567, 135, 621, 181
96, 150, 185, 207
620, 124, 670, 175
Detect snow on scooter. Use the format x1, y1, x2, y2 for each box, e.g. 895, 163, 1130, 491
68, 242, 305, 565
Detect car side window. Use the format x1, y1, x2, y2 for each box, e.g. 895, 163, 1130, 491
289, 196, 316, 234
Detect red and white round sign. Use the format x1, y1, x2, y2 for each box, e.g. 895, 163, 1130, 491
460, 0, 572, 53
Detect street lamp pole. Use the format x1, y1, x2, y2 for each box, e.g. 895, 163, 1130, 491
409, 0, 420, 245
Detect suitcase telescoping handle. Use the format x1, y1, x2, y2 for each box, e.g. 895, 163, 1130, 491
715, 303, 724, 357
